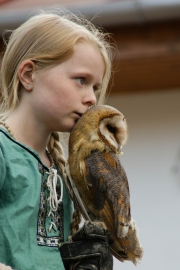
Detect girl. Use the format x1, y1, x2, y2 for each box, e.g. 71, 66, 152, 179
0, 10, 113, 270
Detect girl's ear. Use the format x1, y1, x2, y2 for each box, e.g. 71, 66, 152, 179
18, 60, 36, 91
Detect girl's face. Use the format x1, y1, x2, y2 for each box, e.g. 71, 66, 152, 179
30, 42, 105, 132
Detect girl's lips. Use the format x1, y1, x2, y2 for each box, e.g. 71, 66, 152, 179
73, 112, 83, 122
74, 112, 83, 118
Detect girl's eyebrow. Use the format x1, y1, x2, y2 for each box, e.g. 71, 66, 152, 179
73, 70, 93, 76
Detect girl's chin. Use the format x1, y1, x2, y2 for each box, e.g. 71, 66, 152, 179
60, 124, 76, 133
57, 119, 78, 132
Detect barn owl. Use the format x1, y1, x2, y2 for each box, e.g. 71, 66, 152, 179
66, 105, 143, 264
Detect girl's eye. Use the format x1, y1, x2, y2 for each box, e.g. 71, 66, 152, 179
76, 77, 85, 85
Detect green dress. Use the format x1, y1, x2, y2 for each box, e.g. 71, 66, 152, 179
0, 127, 73, 270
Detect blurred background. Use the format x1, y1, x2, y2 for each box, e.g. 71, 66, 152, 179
0, 1, 180, 269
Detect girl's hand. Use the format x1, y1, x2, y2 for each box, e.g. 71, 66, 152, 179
0, 264, 12, 270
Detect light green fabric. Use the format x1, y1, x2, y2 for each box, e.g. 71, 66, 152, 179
0, 128, 73, 270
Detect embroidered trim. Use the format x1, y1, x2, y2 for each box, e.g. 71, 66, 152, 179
36, 168, 64, 247
37, 235, 60, 247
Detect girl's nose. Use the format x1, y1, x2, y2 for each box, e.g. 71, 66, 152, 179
83, 89, 97, 106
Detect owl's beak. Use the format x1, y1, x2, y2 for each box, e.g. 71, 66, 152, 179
118, 145, 123, 154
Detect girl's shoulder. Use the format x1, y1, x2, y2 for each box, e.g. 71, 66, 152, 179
0, 126, 51, 173
0, 126, 15, 152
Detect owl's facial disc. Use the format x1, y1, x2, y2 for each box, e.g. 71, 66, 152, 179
99, 115, 127, 151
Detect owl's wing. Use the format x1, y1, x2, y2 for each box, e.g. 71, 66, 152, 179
85, 150, 131, 239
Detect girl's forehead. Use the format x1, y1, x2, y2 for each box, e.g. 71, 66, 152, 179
72, 41, 104, 62
68, 42, 104, 68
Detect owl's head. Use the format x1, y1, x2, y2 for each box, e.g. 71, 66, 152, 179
70, 105, 128, 154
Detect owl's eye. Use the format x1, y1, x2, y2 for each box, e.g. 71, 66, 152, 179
106, 124, 117, 135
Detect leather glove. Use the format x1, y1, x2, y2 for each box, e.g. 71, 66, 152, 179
0, 264, 12, 270
59, 221, 113, 270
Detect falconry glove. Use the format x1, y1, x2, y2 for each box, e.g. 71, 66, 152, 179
59, 221, 113, 270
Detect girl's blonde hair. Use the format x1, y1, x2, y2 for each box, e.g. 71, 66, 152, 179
0, 10, 114, 233
0, 10, 113, 117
